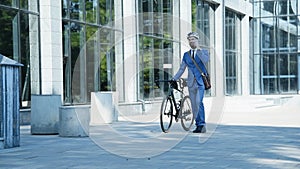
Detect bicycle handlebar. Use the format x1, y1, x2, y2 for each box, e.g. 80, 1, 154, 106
155, 78, 187, 92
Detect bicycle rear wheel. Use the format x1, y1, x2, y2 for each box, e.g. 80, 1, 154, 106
160, 97, 173, 133
180, 96, 194, 131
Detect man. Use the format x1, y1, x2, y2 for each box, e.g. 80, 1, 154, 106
172, 32, 210, 133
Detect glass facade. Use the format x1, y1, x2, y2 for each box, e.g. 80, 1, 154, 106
137, 0, 180, 100
2, 0, 300, 110
225, 9, 242, 95
0, 0, 39, 108
252, 0, 300, 94
62, 0, 121, 104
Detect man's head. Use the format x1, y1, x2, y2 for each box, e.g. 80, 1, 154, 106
187, 32, 199, 49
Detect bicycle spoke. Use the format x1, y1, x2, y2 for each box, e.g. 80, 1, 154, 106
180, 96, 194, 131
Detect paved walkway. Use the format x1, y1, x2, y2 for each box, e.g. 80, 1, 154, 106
1, 99, 300, 169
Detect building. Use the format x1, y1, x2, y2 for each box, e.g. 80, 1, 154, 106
0, 0, 299, 134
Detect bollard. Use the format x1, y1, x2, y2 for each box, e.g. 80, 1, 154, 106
0, 54, 23, 149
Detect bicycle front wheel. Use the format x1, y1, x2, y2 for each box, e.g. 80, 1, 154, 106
160, 97, 173, 133
180, 96, 194, 131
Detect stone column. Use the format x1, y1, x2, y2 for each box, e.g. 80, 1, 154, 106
115, 0, 124, 102
123, 0, 137, 102
31, 0, 63, 134
214, 0, 225, 97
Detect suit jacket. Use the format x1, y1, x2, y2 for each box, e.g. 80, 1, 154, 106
173, 49, 210, 87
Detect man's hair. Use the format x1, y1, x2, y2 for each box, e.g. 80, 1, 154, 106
187, 32, 199, 39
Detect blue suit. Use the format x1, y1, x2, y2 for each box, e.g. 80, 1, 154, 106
173, 49, 209, 127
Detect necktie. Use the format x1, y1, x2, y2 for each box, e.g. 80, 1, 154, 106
191, 50, 194, 60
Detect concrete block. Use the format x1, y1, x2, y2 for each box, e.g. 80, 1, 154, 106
20, 109, 31, 125
90, 92, 118, 125
59, 105, 90, 137
31, 95, 61, 134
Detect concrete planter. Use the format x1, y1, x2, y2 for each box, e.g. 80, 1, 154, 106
59, 105, 90, 137
90, 92, 118, 125
31, 95, 61, 135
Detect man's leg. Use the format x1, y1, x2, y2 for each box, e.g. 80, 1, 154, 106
193, 86, 206, 133
188, 84, 198, 119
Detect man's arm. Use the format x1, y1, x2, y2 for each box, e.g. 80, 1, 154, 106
173, 58, 187, 80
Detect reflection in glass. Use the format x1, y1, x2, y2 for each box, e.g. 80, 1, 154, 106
225, 9, 241, 95
99, 0, 114, 25
20, 13, 39, 107
0, 7, 40, 107
252, 0, 299, 94
263, 54, 277, 76
62, 0, 68, 18
20, 0, 38, 12
0, 9, 17, 58
70, 0, 84, 21
193, 0, 215, 47
0, 0, 17, 7
62, 0, 118, 104
70, 23, 86, 103
86, 0, 97, 23
137, 0, 179, 100
86, 25, 98, 99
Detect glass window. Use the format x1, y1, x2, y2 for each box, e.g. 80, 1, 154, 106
0, 9, 17, 59
62, 0, 119, 104
192, 0, 215, 96
225, 9, 242, 95
20, 13, 40, 107
69, 23, 86, 103
99, 27, 115, 91
85, 25, 99, 100
193, 0, 215, 47
99, 0, 114, 25
260, 0, 275, 17
0, 0, 17, 7
20, 0, 38, 12
260, 52, 298, 94
251, 0, 299, 94
137, 0, 180, 100
63, 22, 71, 103
262, 54, 277, 76
263, 78, 277, 94
277, 16, 298, 50
260, 0, 299, 17
0, 5, 39, 108
261, 21, 276, 51
62, 0, 68, 18
70, 0, 84, 21
86, 0, 97, 24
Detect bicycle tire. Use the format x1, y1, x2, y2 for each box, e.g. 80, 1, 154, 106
160, 97, 173, 133
180, 96, 194, 131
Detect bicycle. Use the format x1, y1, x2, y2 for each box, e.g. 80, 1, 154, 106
155, 78, 194, 133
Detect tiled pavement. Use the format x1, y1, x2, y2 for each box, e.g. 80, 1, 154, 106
1, 99, 300, 169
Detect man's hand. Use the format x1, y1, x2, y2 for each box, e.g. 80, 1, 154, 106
170, 79, 178, 89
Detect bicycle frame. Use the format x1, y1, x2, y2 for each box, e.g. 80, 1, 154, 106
155, 79, 185, 120
155, 78, 194, 132
166, 85, 181, 120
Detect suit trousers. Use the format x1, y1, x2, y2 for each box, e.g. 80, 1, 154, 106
188, 81, 206, 127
